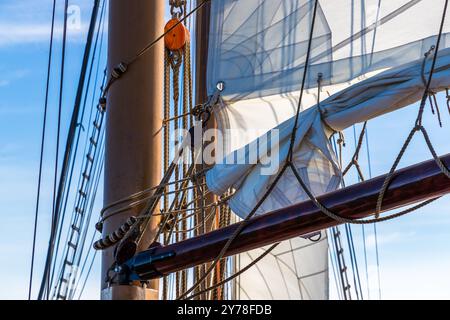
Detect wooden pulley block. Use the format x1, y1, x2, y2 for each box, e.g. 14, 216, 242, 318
164, 18, 190, 51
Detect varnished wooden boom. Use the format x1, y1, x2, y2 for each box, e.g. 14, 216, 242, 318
126, 154, 450, 280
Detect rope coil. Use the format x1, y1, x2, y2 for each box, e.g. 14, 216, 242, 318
93, 216, 137, 250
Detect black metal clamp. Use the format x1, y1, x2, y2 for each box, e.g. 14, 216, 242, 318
117, 242, 176, 284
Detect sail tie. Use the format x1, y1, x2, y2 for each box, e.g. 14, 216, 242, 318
342, 122, 367, 182
421, 46, 443, 127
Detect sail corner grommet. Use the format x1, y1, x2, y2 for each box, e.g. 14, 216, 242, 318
216, 81, 225, 92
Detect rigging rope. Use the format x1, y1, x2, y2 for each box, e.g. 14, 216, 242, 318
176, 0, 320, 300
342, 122, 367, 180
177, 0, 449, 300
50, 72, 107, 297
94, 0, 450, 301
40, 0, 69, 300
332, 133, 361, 300
359, 126, 372, 299
286, 0, 450, 229
375, 0, 450, 218
50, 2, 107, 298
37, 0, 102, 300
96, 4, 214, 297
93, 0, 213, 261
28, 0, 57, 300
283, 0, 449, 298
132, 0, 209, 64
344, 224, 363, 300
98, 0, 210, 106
361, 124, 382, 300
328, 235, 344, 300
72, 155, 104, 300
184, 243, 280, 300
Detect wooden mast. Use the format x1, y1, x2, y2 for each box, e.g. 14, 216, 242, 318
102, 0, 164, 300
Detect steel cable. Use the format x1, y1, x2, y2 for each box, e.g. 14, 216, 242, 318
28, 0, 57, 300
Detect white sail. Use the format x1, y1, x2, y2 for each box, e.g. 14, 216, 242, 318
209, 48, 450, 299
206, 0, 450, 300
208, 0, 450, 100
235, 234, 329, 300
208, 0, 450, 154
208, 47, 450, 216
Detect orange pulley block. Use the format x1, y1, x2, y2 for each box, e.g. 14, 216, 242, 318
164, 18, 190, 51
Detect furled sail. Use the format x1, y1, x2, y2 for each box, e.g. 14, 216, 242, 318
210, 44, 450, 301
205, 0, 450, 300
207, 47, 450, 216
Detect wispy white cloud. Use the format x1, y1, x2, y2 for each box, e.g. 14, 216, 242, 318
0, 23, 90, 47
0, 0, 102, 47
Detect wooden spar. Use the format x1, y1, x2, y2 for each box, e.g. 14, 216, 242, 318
102, 0, 164, 300
123, 154, 450, 280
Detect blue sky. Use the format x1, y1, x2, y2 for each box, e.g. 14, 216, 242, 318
0, 0, 106, 300
1, 0, 450, 300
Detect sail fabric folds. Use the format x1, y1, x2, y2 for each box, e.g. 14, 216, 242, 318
207, 47, 450, 217
210, 46, 450, 302
213, 76, 372, 154
209, 0, 450, 157
235, 233, 329, 300
208, 0, 450, 101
